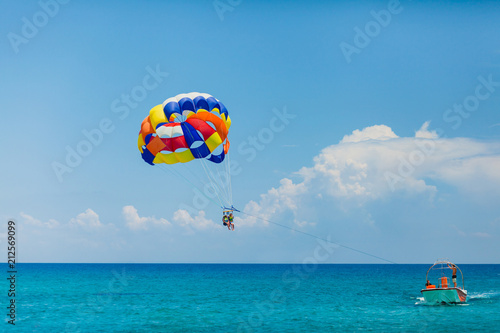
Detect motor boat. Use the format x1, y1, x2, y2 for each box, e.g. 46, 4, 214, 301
420, 259, 467, 304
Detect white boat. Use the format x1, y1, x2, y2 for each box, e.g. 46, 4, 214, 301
420, 259, 467, 304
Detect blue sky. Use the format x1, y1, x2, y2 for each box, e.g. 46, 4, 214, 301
1, 0, 499, 263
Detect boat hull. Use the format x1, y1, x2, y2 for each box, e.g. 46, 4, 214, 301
421, 287, 467, 304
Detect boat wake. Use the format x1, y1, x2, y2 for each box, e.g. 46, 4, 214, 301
468, 291, 500, 301
414, 296, 425, 305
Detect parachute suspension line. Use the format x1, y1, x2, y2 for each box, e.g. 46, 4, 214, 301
197, 156, 229, 208
199, 160, 227, 207
214, 159, 231, 207
211, 166, 229, 208
222, 158, 233, 207
182, 120, 231, 208
181, 161, 229, 208
211, 148, 231, 205
157, 164, 224, 209
157, 165, 202, 202
177, 161, 209, 190
205, 157, 231, 207
172, 160, 224, 206
224, 151, 233, 206
238, 211, 397, 264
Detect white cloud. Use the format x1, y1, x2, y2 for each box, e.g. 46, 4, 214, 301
431, 154, 500, 194
240, 122, 500, 228
69, 208, 102, 230
341, 124, 398, 143
415, 121, 438, 139
453, 225, 493, 239
123, 205, 171, 230
20, 212, 59, 229
172, 209, 218, 231
239, 178, 309, 228
20, 209, 117, 232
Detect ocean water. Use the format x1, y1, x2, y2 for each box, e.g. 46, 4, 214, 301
3, 264, 500, 332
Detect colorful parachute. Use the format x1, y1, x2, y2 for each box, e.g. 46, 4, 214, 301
138, 92, 234, 210
138, 92, 231, 165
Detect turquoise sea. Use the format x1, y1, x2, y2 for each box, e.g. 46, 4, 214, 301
3, 264, 500, 332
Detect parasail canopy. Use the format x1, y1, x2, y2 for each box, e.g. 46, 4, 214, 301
138, 92, 234, 210
138, 92, 231, 166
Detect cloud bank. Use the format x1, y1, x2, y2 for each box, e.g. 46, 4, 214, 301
19, 122, 500, 234
239, 122, 500, 227
14, 122, 500, 263
122, 205, 171, 230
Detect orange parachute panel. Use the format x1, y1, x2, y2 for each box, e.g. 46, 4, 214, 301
146, 135, 166, 156
140, 116, 155, 140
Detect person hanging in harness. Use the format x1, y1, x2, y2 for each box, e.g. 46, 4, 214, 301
228, 212, 234, 231
222, 213, 229, 229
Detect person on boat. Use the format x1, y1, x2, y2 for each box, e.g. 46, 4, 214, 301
447, 263, 458, 288
228, 212, 234, 231
426, 280, 431, 287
